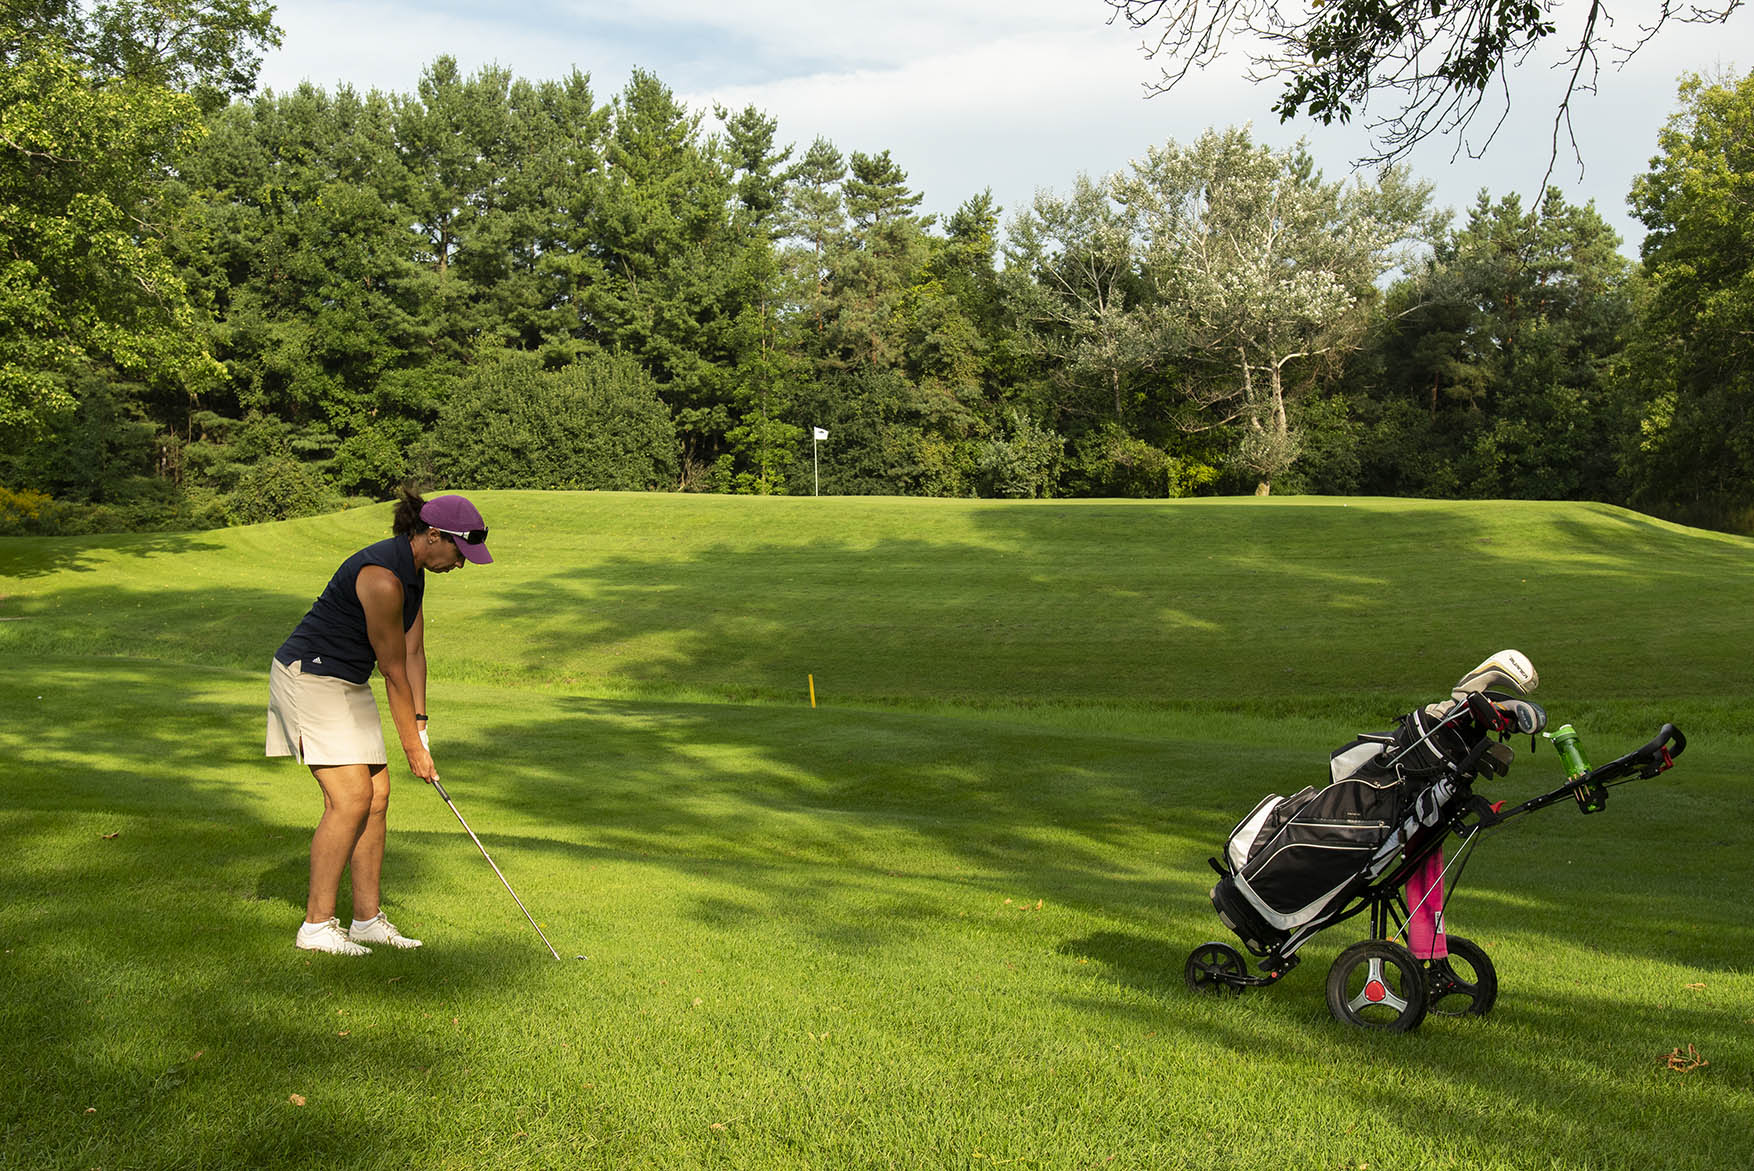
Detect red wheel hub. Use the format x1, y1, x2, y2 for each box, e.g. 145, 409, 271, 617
1364, 979, 1388, 1003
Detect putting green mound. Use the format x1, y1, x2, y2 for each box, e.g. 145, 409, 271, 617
4, 493, 1751, 722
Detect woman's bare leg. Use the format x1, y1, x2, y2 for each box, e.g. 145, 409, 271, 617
306, 763, 374, 923
347, 766, 392, 922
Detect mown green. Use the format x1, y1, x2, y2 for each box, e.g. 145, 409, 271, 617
2, 493, 1749, 1170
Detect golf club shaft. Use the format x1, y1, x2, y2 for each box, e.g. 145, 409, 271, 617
431, 779, 562, 961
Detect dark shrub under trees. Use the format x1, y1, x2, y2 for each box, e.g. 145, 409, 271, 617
427, 353, 679, 491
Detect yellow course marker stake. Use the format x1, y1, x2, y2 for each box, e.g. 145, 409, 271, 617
809, 674, 817, 708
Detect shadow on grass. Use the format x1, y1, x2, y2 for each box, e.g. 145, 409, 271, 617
0, 530, 227, 580
1049, 967, 1750, 1167
9, 498, 1754, 712
450, 496, 1754, 710
0, 907, 566, 1170
485, 687, 1748, 954
484, 693, 1237, 930
1058, 930, 1188, 996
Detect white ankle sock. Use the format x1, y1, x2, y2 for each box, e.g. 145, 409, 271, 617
351, 916, 380, 932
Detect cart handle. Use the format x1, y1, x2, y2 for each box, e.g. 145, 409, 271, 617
1467, 722, 1686, 826
1593, 723, 1686, 785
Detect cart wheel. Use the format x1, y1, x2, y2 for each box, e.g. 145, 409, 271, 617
1185, 942, 1247, 995
1425, 936, 1498, 1017
1326, 940, 1429, 1031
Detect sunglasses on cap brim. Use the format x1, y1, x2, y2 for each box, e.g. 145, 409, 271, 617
435, 526, 488, 545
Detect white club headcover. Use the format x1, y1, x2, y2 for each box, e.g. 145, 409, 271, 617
1451, 649, 1539, 700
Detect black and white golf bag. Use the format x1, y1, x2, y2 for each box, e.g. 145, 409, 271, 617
1205, 651, 1542, 959
1207, 710, 1471, 955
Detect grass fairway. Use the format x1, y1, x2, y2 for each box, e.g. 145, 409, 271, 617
2, 493, 1751, 1170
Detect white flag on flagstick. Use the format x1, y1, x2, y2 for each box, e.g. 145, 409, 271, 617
813, 427, 828, 440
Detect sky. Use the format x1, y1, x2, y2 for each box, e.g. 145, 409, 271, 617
255, 1, 1746, 256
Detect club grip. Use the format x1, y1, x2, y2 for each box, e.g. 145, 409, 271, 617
431, 778, 451, 801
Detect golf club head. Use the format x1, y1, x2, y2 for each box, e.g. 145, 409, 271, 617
1500, 698, 1547, 734
1452, 649, 1538, 701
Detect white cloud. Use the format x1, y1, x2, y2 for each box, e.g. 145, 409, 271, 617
259, 3, 587, 93
553, 0, 1099, 67
682, 26, 1184, 218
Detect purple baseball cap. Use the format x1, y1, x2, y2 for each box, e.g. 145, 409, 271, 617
420, 494, 493, 564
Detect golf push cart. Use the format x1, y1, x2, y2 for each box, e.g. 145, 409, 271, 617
1185, 650, 1687, 1031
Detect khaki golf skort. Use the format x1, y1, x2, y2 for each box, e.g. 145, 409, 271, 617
265, 657, 388, 767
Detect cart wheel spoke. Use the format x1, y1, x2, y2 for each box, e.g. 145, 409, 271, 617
1425, 936, 1499, 1017
1185, 942, 1247, 996
1327, 941, 1429, 1031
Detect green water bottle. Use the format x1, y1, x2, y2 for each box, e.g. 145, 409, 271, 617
1547, 724, 1591, 779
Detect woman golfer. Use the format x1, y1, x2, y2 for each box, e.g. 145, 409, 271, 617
266, 489, 493, 955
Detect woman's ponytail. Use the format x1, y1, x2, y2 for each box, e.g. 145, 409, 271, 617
391, 485, 429, 536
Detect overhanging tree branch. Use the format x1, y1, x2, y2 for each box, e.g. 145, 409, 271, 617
1104, 1, 1745, 171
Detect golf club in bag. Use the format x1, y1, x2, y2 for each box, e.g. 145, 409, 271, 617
431, 778, 574, 961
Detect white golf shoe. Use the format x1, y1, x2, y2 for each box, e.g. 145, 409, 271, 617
297, 917, 371, 956
348, 912, 422, 949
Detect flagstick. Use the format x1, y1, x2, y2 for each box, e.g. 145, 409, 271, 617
813, 435, 819, 497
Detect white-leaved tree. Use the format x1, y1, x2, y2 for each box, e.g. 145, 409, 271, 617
1004, 174, 1157, 425
1115, 127, 1434, 493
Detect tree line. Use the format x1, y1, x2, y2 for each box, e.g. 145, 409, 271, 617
3, 5, 1751, 534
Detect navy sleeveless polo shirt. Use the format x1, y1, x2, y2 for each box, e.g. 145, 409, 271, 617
275, 536, 425, 684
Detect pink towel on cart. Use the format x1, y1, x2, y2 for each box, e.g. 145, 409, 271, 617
1405, 849, 1448, 960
